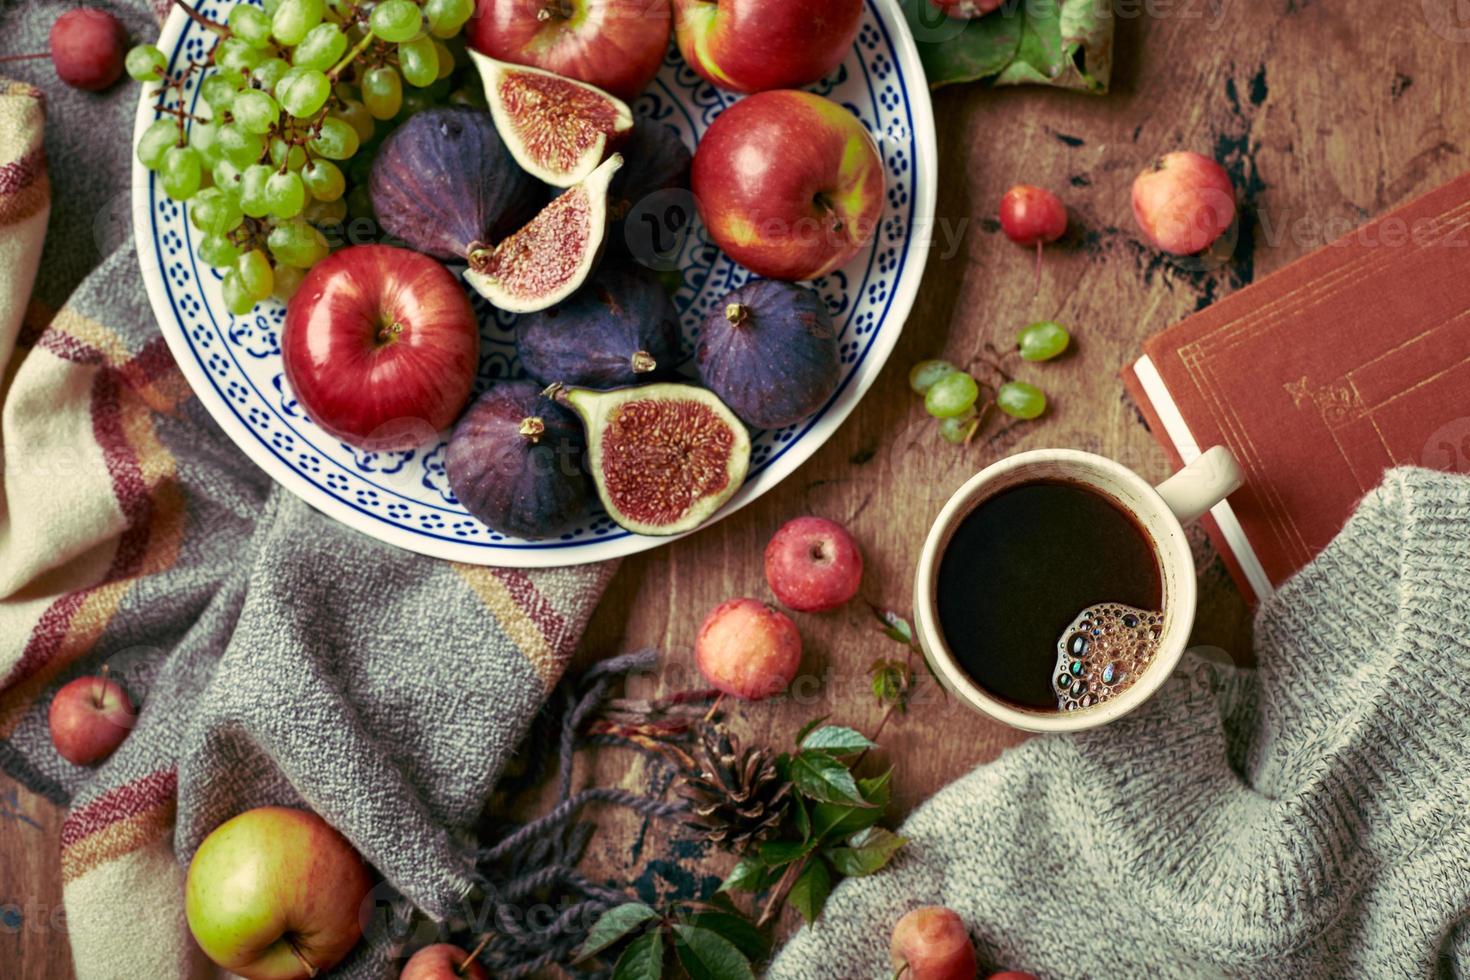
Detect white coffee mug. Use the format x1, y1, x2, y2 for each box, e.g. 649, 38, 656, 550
912, 447, 1243, 733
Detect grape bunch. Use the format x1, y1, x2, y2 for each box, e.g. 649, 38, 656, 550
908, 320, 1071, 445
128, 0, 480, 315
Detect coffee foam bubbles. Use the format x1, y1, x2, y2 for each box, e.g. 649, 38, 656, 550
1052, 603, 1163, 711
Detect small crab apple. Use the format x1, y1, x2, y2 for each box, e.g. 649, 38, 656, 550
930, 0, 1006, 19
400, 943, 490, 980
890, 906, 977, 980
48, 674, 137, 766
1000, 185, 1067, 287
695, 598, 802, 701
49, 9, 127, 91
1131, 151, 1236, 256
765, 516, 863, 613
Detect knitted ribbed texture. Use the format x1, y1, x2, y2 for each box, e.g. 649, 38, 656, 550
770, 468, 1470, 979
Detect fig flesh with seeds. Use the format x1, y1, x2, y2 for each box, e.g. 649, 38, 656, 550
548, 382, 751, 536
696, 279, 842, 429
446, 381, 592, 540
471, 51, 634, 189
515, 265, 682, 389
465, 154, 623, 314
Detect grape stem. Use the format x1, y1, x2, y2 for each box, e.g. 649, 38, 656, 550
172, 0, 229, 34
0, 52, 50, 64
328, 30, 378, 82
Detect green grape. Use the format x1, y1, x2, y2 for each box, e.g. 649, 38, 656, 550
217, 125, 267, 168
924, 371, 980, 419
126, 44, 167, 81
221, 269, 258, 316
228, 5, 275, 47
371, 0, 424, 43
448, 85, 486, 109
1017, 320, 1071, 362
198, 234, 244, 267
305, 195, 348, 227
190, 187, 245, 236
233, 90, 280, 136
262, 0, 283, 17
294, 23, 348, 71
240, 164, 275, 218
432, 40, 455, 79
212, 159, 244, 192
161, 146, 203, 200
136, 119, 178, 171
201, 72, 244, 112
273, 263, 307, 301
997, 381, 1047, 420
253, 57, 291, 93
345, 183, 375, 221
398, 37, 439, 88
332, 98, 375, 141
424, 76, 453, 102
302, 159, 345, 201
396, 88, 435, 122
361, 66, 403, 120
308, 116, 359, 159
938, 408, 980, 445
426, 0, 474, 36
269, 138, 308, 170
281, 69, 331, 117
265, 170, 307, 218
236, 249, 276, 301
217, 37, 267, 74
273, 0, 325, 46
908, 359, 957, 396
189, 120, 223, 166
268, 220, 330, 268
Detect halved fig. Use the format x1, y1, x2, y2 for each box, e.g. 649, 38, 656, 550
465, 154, 623, 313
471, 51, 634, 189
547, 382, 751, 536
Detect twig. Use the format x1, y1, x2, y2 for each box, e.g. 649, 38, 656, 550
173, 0, 228, 33
757, 857, 808, 927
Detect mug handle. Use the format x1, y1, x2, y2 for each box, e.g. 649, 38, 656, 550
1154, 446, 1244, 525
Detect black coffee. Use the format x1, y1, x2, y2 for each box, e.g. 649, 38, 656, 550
935, 480, 1163, 711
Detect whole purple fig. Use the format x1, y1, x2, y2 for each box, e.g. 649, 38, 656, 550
446, 381, 591, 540
696, 280, 841, 430
370, 107, 539, 264
515, 266, 682, 389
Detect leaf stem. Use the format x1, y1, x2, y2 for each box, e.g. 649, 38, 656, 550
757, 856, 808, 928
0, 52, 50, 63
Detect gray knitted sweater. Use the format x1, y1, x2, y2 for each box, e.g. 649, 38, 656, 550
770, 467, 1470, 979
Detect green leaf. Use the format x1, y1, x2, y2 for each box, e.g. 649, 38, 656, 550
611, 928, 665, 980
685, 912, 768, 963
810, 768, 895, 842
792, 792, 811, 842
577, 903, 660, 961
719, 856, 768, 894
789, 750, 873, 807
899, 0, 1113, 93
672, 924, 756, 980
794, 715, 829, 746
871, 605, 916, 646
758, 839, 813, 867
800, 725, 875, 755
824, 827, 908, 878
787, 858, 832, 923
859, 768, 894, 807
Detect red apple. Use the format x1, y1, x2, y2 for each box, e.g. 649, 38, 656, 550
467, 0, 671, 102
695, 598, 802, 701
692, 90, 884, 281
283, 245, 479, 452
765, 516, 863, 612
890, 906, 977, 980
673, 0, 862, 93
930, 0, 1005, 18
48, 675, 137, 766
1131, 151, 1236, 256
185, 807, 374, 980
401, 944, 490, 980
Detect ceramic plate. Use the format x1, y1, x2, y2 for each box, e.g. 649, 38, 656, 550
133, 0, 938, 567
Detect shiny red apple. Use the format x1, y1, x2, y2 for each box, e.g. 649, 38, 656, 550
1132, 151, 1236, 256
283, 245, 479, 452
401, 944, 490, 980
48, 675, 137, 766
467, 0, 671, 102
692, 90, 885, 281
673, 0, 862, 93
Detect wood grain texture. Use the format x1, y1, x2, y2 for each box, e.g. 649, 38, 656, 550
8, 0, 1469, 973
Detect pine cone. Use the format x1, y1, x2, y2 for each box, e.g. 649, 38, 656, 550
677, 727, 793, 853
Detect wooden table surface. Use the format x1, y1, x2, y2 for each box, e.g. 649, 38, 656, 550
6, 0, 1467, 974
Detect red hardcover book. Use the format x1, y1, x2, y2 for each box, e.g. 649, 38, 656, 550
1123, 172, 1470, 603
